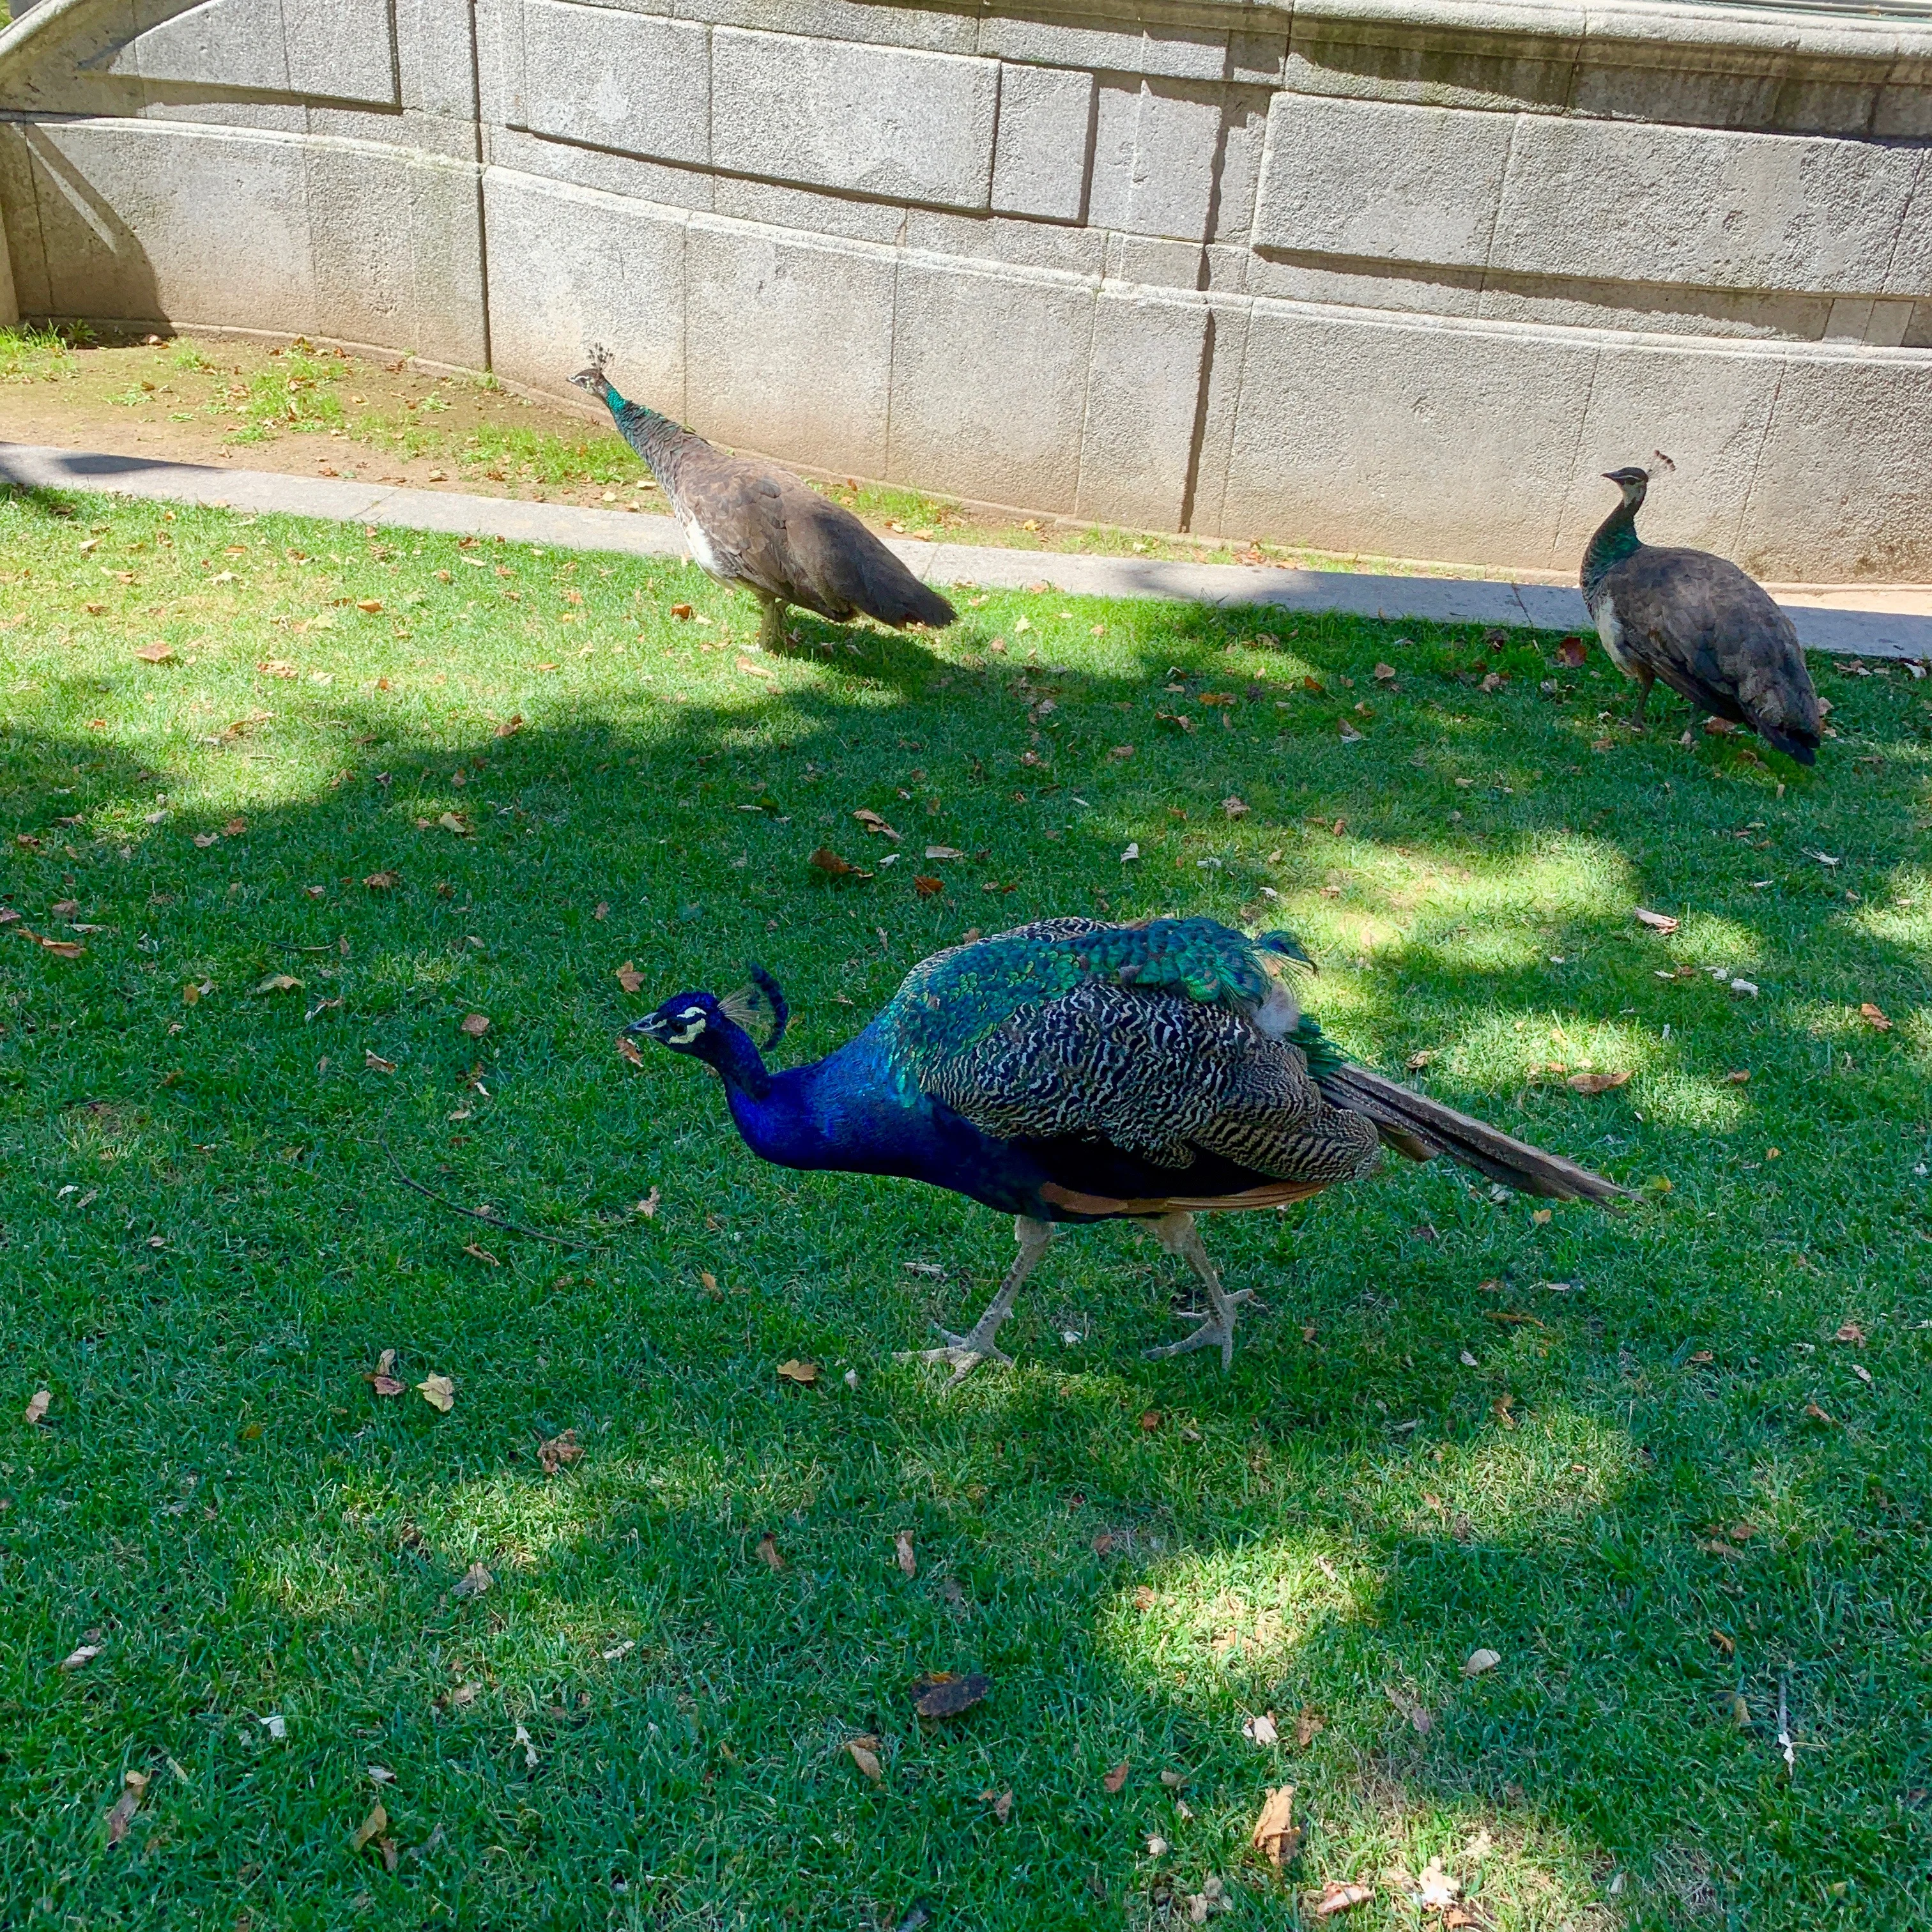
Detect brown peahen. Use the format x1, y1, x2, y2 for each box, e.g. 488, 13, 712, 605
628, 917, 1627, 1381
1581, 466, 1822, 764
569, 356, 954, 650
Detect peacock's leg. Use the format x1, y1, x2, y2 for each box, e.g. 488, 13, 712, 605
755, 594, 788, 652
899, 1216, 1052, 1387
1631, 666, 1654, 732
1143, 1212, 1253, 1372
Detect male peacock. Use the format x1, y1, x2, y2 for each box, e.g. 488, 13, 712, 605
1581, 465, 1821, 764
629, 916, 1626, 1380
569, 356, 955, 650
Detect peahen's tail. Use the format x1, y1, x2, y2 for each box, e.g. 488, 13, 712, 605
1314, 1064, 1631, 1203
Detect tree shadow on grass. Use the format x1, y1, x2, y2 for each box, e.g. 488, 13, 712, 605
2, 599, 1929, 1929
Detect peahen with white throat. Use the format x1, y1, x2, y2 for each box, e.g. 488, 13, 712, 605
629, 917, 1627, 1381
569, 351, 955, 651
1581, 463, 1821, 764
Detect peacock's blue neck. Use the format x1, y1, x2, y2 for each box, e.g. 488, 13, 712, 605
1582, 497, 1643, 608
599, 386, 686, 490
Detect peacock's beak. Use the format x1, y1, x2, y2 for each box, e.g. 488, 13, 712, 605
625, 1012, 665, 1038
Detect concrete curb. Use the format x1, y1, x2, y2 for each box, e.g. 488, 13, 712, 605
4, 441, 1928, 659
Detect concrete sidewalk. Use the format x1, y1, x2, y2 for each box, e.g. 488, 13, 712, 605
6, 441, 1929, 660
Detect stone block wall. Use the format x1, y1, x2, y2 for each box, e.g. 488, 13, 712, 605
1, 0, 1929, 579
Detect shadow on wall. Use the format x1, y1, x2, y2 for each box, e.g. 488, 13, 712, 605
8, 121, 162, 334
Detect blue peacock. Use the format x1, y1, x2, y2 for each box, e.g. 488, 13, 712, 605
630, 916, 1627, 1379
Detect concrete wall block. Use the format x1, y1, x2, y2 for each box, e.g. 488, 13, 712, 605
712, 27, 997, 211
12, 1, 143, 115
1208, 90, 1269, 245
975, 12, 1146, 78
685, 218, 894, 475
888, 254, 1093, 511
1874, 76, 1932, 141
1088, 77, 1223, 241
408, 156, 490, 367
903, 207, 1107, 278
140, 95, 305, 132
0, 126, 51, 316
397, 0, 480, 123
303, 142, 418, 352
1077, 289, 1207, 530
487, 123, 714, 210
673, 0, 977, 57
1736, 351, 1932, 578
1187, 297, 1247, 535
29, 119, 316, 330
305, 106, 469, 158
712, 174, 904, 244
286, 0, 401, 105
1244, 250, 1484, 317
1475, 272, 1828, 341
0, 201, 14, 326
1905, 300, 1932, 348
1254, 93, 1510, 271
1229, 31, 1287, 88
1550, 341, 1783, 562
482, 167, 687, 411
1283, 26, 1577, 117
1103, 232, 1202, 290
1883, 153, 1931, 295
109, 0, 288, 93
1493, 112, 1922, 296
991, 60, 1094, 222
1567, 57, 1781, 132
519, 0, 709, 165
1221, 306, 1600, 568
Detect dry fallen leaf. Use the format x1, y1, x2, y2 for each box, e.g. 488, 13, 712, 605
1246, 1711, 1279, 1746
853, 808, 902, 842
617, 1035, 646, 1068
1418, 1858, 1462, 1910
1103, 1761, 1131, 1793
1634, 907, 1680, 933
459, 1012, 491, 1037
363, 871, 401, 891
1567, 1070, 1630, 1095
1462, 1647, 1501, 1678
436, 811, 471, 836
59, 1643, 101, 1671
776, 1359, 820, 1386
616, 960, 645, 993
1296, 1706, 1326, 1749
979, 1786, 1014, 1822
1373, 661, 1397, 681
1834, 1321, 1867, 1346
810, 847, 873, 880
635, 1186, 661, 1218
912, 1672, 990, 1719
924, 845, 964, 861
846, 1736, 884, 1782
461, 1242, 500, 1266
1860, 1003, 1892, 1032
1556, 635, 1588, 668
756, 1531, 784, 1570
364, 1050, 397, 1073
1316, 1882, 1374, 1916
1805, 1400, 1836, 1425
670, 602, 694, 620
494, 713, 524, 738
366, 1349, 405, 1397
24, 1388, 51, 1426
539, 1429, 585, 1475
451, 1561, 493, 1599
417, 1374, 456, 1413
105, 1770, 148, 1846
1222, 796, 1250, 818
1251, 1784, 1302, 1867
913, 874, 944, 897
357, 599, 383, 615
353, 1801, 389, 1853
134, 641, 176, 664
895, 1529, 917, 1579
251, 972, 302, 995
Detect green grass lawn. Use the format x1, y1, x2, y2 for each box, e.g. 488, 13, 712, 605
2, 480, 1929, 1931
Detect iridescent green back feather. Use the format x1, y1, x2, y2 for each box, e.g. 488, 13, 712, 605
877, 917, 1348, 1094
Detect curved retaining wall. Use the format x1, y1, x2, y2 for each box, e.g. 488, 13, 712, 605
1, 0, 1929, 579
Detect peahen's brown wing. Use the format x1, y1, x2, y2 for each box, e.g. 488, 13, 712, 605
1600, 547, 1820, 756
921, 979, 1381, 1186
666, 441, 953, 629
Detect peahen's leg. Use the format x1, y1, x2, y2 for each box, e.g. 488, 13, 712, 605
1143, 1212, 1253, 1372
755, 594, 788, 651
900, 1216, 1052, 1387
1631, 666, 1654, 732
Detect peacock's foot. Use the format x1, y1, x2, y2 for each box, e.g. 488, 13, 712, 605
1144, 1291, 1254, 1370
897, 1321, 1013, 1387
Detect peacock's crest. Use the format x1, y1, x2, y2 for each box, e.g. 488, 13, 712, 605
876, 916, 1344, 1093
719, 964, 788, 1049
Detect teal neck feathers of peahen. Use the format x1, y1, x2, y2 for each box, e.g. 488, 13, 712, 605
875, 916, 1351, 1096
1581, 491, 1644, 609
590, 376, 689, 491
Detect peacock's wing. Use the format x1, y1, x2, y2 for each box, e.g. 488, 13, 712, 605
920, 977, 1381, 1187
765, 475, 956, 629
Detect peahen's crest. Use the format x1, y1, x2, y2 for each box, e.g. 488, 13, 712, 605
877, 917, 1346, 1092
719, 964, 788, 1049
